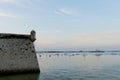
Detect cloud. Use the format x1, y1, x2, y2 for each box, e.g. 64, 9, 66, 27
0, 12, 23, 18
55, 7, 80, 16
70, 32, 120, 46
38, 40, 57, 46
35, 30, 120, 50
0, 0, 34, 8
0, 0, 16, 3
39, 29, 62, 33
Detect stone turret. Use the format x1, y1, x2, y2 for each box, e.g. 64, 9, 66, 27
30, 30, 36, 42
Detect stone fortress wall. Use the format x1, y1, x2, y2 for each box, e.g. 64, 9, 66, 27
0, 30, 40, 74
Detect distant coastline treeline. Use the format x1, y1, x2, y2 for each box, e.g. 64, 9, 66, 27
36, 50, 120, 53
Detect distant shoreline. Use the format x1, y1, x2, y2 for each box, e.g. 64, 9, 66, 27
36, 50, 120, 53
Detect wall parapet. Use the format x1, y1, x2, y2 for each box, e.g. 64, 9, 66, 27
0, 30, 36, 42
0, 33, 30, 39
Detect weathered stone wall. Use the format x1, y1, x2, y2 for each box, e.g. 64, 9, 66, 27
0, 31, 39, 74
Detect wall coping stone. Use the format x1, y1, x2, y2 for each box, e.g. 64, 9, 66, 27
0, 33, 30, 39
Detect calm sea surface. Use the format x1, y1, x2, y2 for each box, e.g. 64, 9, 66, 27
1, 52, 120, 80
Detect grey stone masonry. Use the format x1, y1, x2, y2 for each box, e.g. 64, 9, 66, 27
0, 30, 40, 75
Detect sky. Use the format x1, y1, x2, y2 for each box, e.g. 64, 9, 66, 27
0, 0, 120, 51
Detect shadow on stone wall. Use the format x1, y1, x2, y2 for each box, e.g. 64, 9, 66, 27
0, 73, 39, 80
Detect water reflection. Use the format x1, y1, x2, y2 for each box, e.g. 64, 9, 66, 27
95, 53, 102, 56
0, 73, 39, 80
38, 52, 120, 58
38, 52, 120, 80
38, 52, 105, 58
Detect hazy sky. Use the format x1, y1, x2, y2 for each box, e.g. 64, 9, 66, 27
0, 0, 120, 50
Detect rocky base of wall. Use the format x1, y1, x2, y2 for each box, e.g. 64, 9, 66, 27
0, 69, 40, 76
